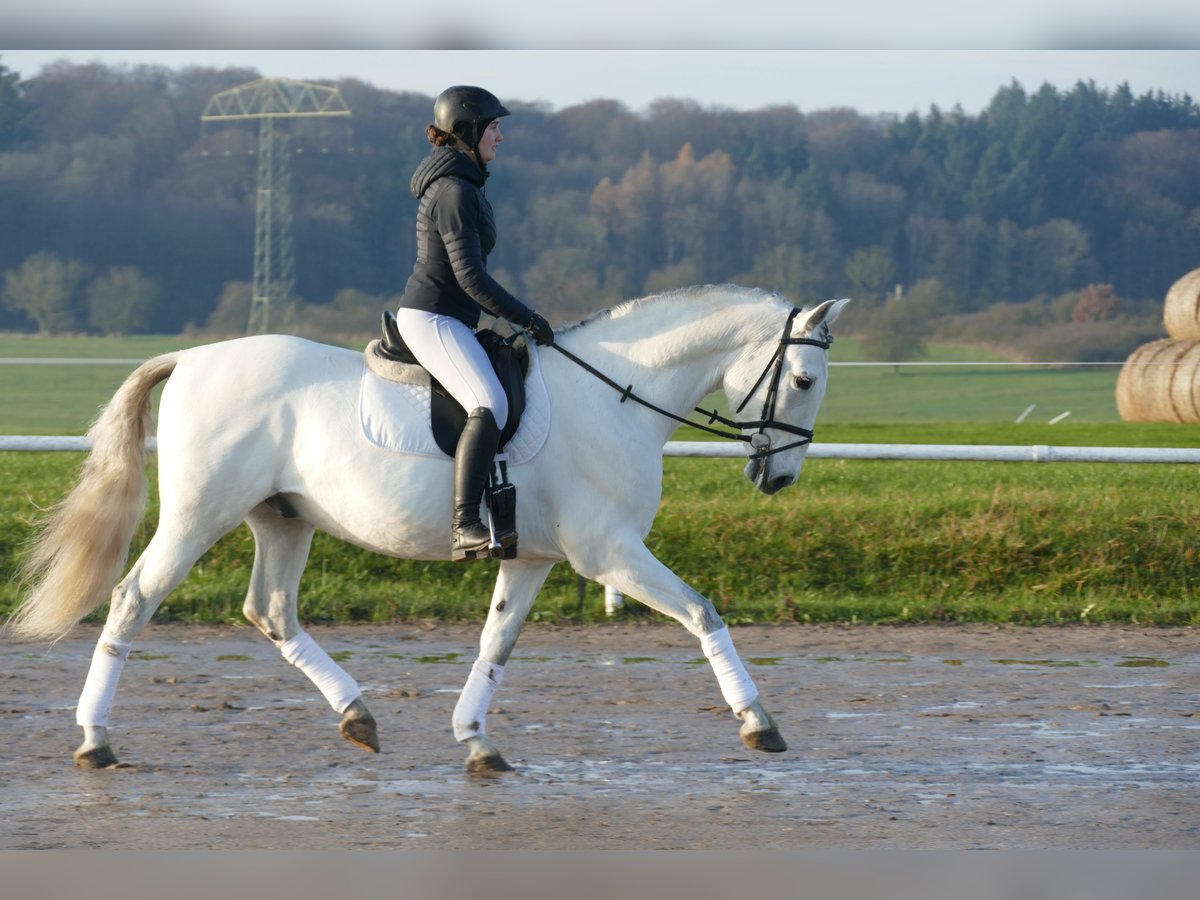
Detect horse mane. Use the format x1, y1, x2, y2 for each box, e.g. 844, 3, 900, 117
558, 284, 790, 336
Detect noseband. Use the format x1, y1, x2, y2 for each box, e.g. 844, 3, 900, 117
551, 306, 831, 462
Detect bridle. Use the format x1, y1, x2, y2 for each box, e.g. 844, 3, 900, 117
549, 306, 831, 463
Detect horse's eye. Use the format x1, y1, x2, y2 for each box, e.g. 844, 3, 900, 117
792, 374, 814, 391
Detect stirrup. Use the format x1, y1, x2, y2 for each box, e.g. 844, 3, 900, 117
486, 456, 518, 559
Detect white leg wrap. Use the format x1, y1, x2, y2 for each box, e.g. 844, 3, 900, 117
453, 658, 505, 742
700, 626, 759, 715
76, 634, 132, 727
278, 632, 361, 714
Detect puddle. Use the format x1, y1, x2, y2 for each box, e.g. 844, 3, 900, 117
992, 721, 1106, 738
1082, 683, 1169, 689
914, 792, 957, 805
992, 659, 1087, 667
825, 711, 884, 719
506, 755, 1200, 795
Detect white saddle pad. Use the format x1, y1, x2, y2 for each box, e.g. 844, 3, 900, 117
358, 343, 551, 465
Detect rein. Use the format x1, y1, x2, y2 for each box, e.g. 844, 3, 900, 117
549, 307, 831, 461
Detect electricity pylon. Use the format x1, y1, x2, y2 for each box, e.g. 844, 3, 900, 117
201, 78, 351, 334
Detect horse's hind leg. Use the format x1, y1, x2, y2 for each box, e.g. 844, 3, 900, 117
243, 507, 378, 753
75, 519, 237, 768
454, 558, 554, 774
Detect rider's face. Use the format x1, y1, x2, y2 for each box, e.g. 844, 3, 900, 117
476, 119, 503, 165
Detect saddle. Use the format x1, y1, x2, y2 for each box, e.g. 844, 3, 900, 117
366, 311, 528, 559
368, 311, 529, 458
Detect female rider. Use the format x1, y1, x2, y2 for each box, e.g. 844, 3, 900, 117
393, 85, 554, 561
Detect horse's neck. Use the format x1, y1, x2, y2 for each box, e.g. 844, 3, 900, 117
565, 291, 785, 432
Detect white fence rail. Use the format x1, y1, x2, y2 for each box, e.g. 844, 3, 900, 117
3, 435, 1200, 464
664, 441, 1200, 464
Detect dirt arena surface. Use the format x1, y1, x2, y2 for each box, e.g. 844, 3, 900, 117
1, 622, 1196, 850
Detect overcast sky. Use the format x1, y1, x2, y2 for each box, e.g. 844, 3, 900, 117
3, 49, 1198, 117
4, 1, 1199, 116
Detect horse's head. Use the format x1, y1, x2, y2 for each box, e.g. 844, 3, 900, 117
730, 297, 851, 494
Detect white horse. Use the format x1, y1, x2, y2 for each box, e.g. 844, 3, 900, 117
8, 285, 849, 773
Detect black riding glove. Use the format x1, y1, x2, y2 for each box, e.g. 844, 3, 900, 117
526, 312, 554, 346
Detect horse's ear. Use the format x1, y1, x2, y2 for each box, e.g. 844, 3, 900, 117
799, 297, 851, 335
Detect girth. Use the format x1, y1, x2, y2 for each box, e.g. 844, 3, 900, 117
368, 311, 529, 458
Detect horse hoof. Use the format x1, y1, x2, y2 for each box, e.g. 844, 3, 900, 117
74, 745, 121, 769
339, 709, 380, 753
740, 725, 788, 753
466, 750, 514, 775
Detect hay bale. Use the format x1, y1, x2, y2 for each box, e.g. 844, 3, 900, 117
1117, 338, 1200, 423
1163, 268, 1200, 340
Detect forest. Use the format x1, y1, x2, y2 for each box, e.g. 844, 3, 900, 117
1, 56, 1198, 360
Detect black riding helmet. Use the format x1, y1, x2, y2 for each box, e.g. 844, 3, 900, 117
433, 85, 510, 151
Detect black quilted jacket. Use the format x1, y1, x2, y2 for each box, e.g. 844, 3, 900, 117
397, 146, 534, 328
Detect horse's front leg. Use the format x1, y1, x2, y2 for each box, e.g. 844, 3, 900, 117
454, 558, 554, 774
583, 539, 787, 754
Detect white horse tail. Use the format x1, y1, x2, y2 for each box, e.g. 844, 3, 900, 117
8, 353, 179, 643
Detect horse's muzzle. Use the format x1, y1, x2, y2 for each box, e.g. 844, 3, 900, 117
743, 453, 796, 495
744, 434, 801, 494
747, 465, 795, 495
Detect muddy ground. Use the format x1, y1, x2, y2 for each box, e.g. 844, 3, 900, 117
1, 622, 1196, 849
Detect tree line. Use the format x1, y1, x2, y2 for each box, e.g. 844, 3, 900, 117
1, 56, 1197, 359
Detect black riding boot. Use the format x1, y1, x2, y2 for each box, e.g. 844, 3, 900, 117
452, 408, 517, 561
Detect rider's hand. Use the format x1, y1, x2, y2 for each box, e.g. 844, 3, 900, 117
527, 313, 554, 346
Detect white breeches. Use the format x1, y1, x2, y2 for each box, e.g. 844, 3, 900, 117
393, 308, 508, 429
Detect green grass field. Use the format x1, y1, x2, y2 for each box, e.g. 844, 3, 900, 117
0, 334, 208, 434
0, 332, 1140, 433
2, 333, 1198, 627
